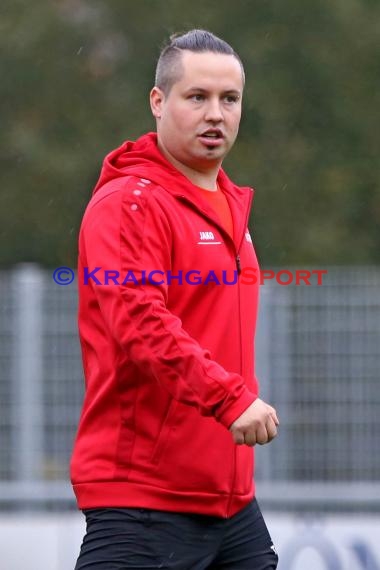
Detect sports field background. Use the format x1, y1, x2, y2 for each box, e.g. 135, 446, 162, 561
0, 1, 379, 568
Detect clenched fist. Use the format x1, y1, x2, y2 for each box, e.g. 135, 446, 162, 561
229, 398, 279, 446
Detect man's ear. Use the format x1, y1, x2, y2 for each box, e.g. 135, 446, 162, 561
150, 86, 165, 119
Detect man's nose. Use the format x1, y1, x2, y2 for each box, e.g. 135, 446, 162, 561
204, 98, 224, 122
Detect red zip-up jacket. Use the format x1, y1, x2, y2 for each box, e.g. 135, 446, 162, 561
71, 132, 261, 518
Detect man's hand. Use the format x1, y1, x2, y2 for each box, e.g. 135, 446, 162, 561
229, 398, 279, 446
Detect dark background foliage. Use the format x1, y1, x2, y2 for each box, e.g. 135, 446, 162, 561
1, 0, 379, 267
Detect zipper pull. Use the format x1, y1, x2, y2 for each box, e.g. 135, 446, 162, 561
236, 254, 242, 274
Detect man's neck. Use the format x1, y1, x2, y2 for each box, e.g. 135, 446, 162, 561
157, 140, 220, 191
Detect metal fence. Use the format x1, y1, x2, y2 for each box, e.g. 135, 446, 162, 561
0, 264, 379, 511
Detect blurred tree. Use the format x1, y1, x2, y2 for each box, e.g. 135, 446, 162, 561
0, 0, 379, 266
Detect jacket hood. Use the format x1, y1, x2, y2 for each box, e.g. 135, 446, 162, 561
93, 132, 252, 200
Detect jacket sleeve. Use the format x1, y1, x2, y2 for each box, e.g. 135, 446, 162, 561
80, 181, 257, 429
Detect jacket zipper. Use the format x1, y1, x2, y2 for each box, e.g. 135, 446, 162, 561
235, 254, 242, 274
235, 188, 254, 267
233, 186, 253, 294
177, 189, 254, 518
229, 189, 253, 517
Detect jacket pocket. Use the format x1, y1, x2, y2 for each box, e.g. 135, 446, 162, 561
114, 401, 136, 476
150, 399, 178, 465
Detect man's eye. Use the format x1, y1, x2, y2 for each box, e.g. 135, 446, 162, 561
224, 95, 239, 103
190, 94, 204, 102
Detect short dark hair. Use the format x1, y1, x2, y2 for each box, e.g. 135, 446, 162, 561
155, 29, 245, 95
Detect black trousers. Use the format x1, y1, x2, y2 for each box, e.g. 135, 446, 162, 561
75, 498, 278, 569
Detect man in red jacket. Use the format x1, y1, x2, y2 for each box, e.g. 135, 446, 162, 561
72, 29, 279, 569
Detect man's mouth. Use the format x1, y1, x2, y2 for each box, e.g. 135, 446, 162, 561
198, 129, 224, 147
200, 129, 224, 139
